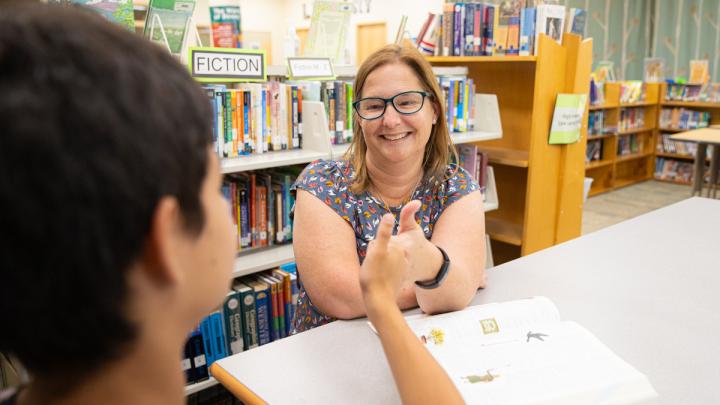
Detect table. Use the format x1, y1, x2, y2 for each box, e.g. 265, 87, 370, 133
670, 128, 720, 198
211, 197, 720, 405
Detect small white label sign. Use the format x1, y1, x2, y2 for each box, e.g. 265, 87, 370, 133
189, 48, 266, 82
287, 57, 335, 80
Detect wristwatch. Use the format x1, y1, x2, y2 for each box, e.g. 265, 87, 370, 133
415, 245, 450, 289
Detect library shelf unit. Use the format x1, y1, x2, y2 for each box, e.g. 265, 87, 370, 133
185, 377, 219, 395
585, 82, 660, 197
655, 82, 720, 185
427, 33, 592, 265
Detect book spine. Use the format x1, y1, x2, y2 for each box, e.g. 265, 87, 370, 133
251, 282, 271, 345
236, 284, 258, 349
270, 275, 286, 339
473, 5, 483, 56
453, 3, 463, 56
297, 87, 303, 148
257, 185, 268, 247
211, 311, 228, 361
258, 276, 280, 341
442, 3, 454, 56
182, 337, 195, 383
200, 316, 216, 366
189, 328, 208, 380
222, 290, 244, 355
484, 5, 496, 56
464, 3, 475, 56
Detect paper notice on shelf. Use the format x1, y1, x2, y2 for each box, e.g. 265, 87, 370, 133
549, 94, 587, 145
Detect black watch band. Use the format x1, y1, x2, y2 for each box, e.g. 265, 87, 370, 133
415, 245, 450, 289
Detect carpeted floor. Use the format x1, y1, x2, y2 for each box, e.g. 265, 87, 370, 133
582, 180, 693, 235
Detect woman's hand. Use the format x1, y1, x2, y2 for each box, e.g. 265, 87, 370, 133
360, 213, 409, 311
392, 200, 444, 283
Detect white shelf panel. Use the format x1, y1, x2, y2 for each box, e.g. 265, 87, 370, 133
266, 65, 356, 78
432, 66, 469, 76
451, 130, 502, 144
221, 149, 328, 174
185, 377, 218, 396
233, 244, 295, 278
331, 143, 351, 159
483, 166, 498, 213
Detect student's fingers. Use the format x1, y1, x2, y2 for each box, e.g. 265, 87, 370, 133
373, 213, 395, 248
397, 200, 421, 234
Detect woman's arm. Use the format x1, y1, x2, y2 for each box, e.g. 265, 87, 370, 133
361, 214, 465, 405
394, 191, 486, 315
292, 189, 420, 319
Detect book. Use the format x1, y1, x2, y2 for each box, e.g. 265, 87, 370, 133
65, 0, 134, 30
565, 7, 586, 36
535, 4, 565, 51
209, 2, 242, 48
246, 280, 271, 345
221, 290, 244, 355
369, 297, 658, 405
143, 0, 197, 55
643, 58, 664, 83
188, 328, 208, 381
689, 60, 709, 85
233, 282, 259, 350
519, 7, 536, 56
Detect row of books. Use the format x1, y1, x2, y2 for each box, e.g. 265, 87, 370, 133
617, 134, 643, 157
222, 170, 299, 251
619, 81, 646, 104
664, 82, 720, 102
320, 80, 354, 145
438, 76, 477, 132
204, 83, 303, 159
656, 134, 710, 158
659, 108, 711, 130
456, 144, 489, 191
183, 264, 299, 385
655, 158, 694, 184
618, 108, 646, 132
586, 139, 603, 163
416, 2, 585, 57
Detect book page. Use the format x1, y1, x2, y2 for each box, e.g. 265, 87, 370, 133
389, 297, 656, 405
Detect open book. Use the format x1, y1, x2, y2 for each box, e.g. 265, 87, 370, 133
372, 297, 658, 405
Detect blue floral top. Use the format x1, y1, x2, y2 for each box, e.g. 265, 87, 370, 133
290, 159, 480, 333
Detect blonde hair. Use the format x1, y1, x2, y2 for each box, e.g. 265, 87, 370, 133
345, 44, 457, 194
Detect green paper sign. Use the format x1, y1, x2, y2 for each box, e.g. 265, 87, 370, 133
549, 94, 587, 145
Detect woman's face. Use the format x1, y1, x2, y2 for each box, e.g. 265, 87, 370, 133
358, 62, 437, 167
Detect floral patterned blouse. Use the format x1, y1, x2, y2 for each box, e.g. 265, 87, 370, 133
290, 159, 480, 334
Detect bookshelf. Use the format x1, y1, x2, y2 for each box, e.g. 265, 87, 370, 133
655, 83, 720, 186
427, 33, 592, 265
585, 82, 660, 196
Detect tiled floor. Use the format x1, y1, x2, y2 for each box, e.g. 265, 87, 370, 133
582, 180, 692, 234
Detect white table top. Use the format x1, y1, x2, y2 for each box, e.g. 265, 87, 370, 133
214, 197, 720, 404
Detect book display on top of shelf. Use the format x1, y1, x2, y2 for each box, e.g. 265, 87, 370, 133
144, 0, 198, 56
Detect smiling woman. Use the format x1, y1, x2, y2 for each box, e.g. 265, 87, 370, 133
290, 44, 487, 333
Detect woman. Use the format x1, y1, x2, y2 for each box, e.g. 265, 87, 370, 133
292, 44, 487, 333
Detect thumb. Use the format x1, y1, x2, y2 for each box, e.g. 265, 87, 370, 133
373, 213, 395, 249
397, 200, 421, 234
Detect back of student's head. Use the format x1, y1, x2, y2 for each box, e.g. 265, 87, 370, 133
0, 1, 213, 381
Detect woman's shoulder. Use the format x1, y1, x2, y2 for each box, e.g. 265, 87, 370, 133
424, 163, 479, 198
299, 159, 354, 182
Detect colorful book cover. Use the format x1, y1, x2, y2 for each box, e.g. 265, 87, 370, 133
483, 4, 496, 56
453, 3, 464, 56
464, 3, 475, 56
222, 290, 244, 355
210, 4, 241, 48
565, 8, 586, 36
519, 7, 536, 56
535, 4, 566, 51
69, 0, 134, 31
505, 1, 522, 56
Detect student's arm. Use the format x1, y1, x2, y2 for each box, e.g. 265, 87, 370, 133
360, 214, 465, 405
292, 189, 420, 319
393, 191, 486, 315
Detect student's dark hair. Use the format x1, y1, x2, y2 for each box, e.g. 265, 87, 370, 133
0, 1, 213, 382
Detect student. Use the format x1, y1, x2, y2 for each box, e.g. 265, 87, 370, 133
0, 3, 463, 404
292, 44, 487, 333
360, 213, 465, 405
0, 3, 236, 404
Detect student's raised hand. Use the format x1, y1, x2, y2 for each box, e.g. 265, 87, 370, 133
360, 213, 409, 307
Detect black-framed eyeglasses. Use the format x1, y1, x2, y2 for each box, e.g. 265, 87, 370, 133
352, 90, 432, 120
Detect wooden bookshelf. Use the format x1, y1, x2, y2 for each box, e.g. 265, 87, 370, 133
589, 103, 619, 111
655, 83, 720, 185
584, 82, 660, 196
428, 33, 592, 264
